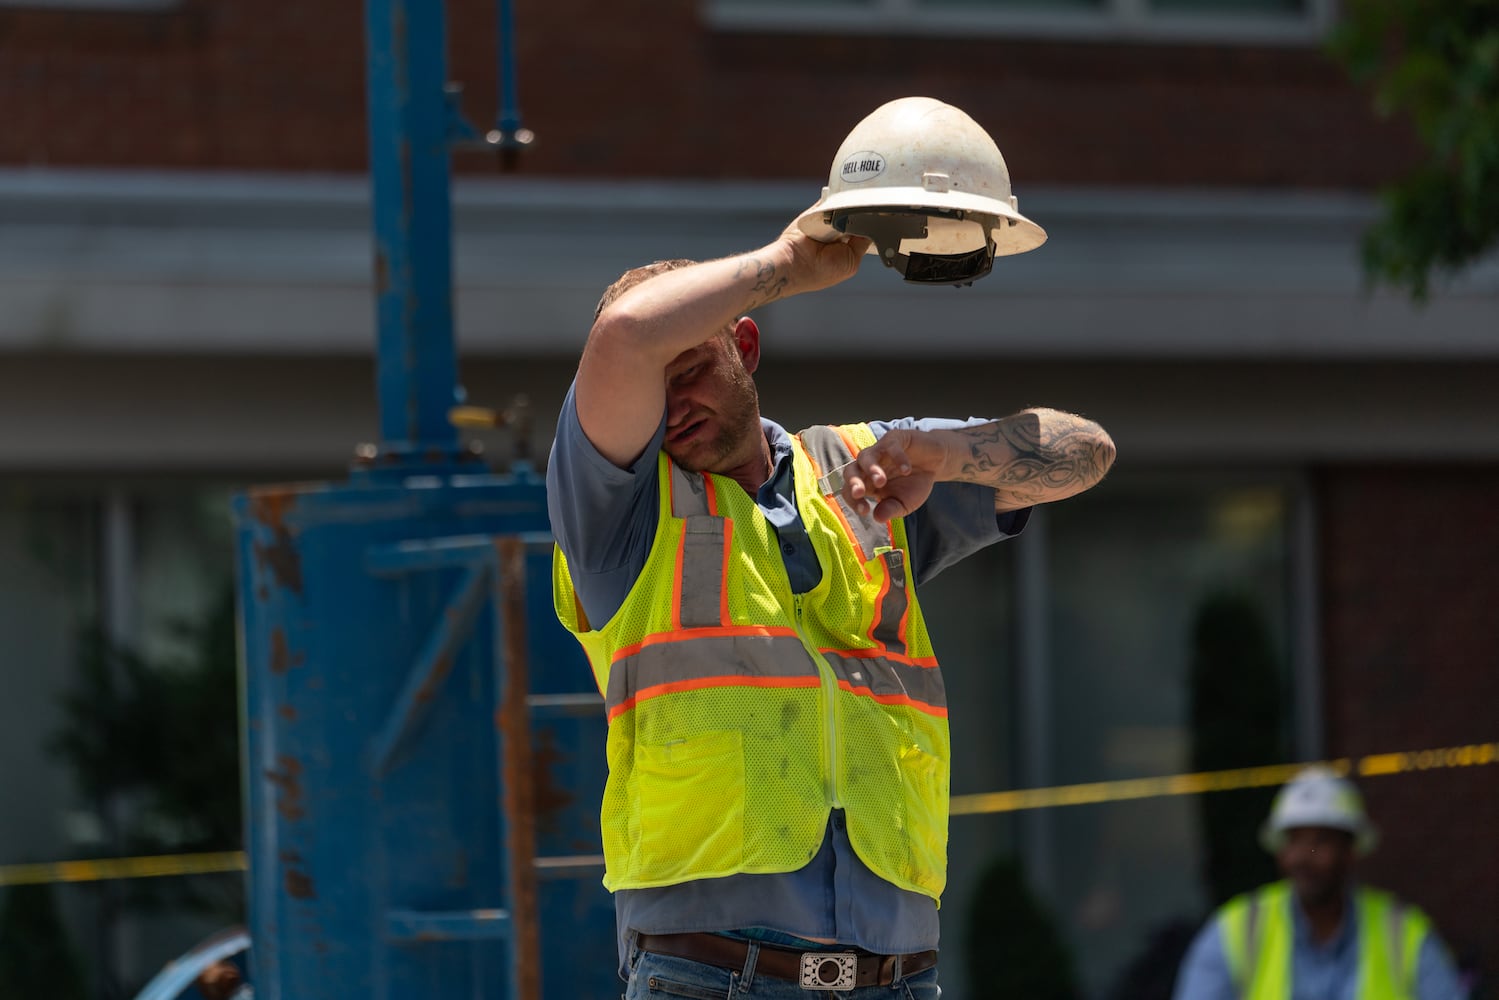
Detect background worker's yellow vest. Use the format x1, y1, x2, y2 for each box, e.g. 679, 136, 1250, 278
1220, 881, 1433, 1000
553, 423, 951, 898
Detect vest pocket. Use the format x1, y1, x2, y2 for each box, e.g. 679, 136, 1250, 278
632, 730, 745, 882
896, 738, 949, 894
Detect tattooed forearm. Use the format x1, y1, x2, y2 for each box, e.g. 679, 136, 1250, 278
955, 410, 1116, 508
733, 254, 789, 309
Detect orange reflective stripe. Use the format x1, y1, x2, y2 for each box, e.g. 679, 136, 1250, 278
822, 646, 938, 669
702, 472, 719, 515
870, 548, 909, 655
611, 625, 800, 664
824, 485, 876, 571
609, 674, 823, 721
834, 424, 863, 458
837, 680, 948, 718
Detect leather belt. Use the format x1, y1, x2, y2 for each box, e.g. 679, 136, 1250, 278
635, 932, 937, 990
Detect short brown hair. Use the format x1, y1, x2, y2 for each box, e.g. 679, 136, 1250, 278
593, 258, 698, 320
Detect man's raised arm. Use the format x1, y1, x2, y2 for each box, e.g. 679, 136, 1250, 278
574, 227, 866, 469
840, 409, 1117, 522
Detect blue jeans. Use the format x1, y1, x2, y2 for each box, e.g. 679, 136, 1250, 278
623, 942, 941, 1000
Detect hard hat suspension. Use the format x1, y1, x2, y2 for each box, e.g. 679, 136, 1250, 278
830, 207, 998, 286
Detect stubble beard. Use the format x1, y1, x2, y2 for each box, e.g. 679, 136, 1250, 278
669, 365, 761, 474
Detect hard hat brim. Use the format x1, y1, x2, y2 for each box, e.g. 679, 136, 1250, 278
1259, 817, 1379, 857
796, 188, 1047, 258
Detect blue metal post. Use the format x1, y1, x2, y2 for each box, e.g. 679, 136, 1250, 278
133, 1, 618, 997
496, 0, 522, 138
365, 0, 461, 460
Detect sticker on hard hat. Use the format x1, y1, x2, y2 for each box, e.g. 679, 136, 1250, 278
839, 151, 886, 183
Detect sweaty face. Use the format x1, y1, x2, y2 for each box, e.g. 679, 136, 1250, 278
663, 336, 760, 474
1276, 826, 1356, 909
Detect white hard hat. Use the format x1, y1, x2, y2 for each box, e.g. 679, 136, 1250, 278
795, 96, 1046, 286
1260, 765, 1378, 856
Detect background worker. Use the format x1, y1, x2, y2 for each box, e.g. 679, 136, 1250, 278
1172, 765, 1467, 1000
548, 98, 1116, 999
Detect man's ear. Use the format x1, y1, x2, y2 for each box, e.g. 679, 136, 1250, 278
733, 317, 761, 375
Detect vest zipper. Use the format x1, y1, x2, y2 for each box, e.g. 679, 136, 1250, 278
793, 593, 842, 809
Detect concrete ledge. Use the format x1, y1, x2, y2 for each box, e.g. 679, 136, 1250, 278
1, 169, 1495, 360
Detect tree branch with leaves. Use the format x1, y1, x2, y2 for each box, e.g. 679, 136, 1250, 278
1328, 0, 1499, 301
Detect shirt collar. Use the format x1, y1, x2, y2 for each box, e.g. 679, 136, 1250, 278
759, 418, 797, 504
1290, 885, 1359, 954
762, 418, 795, 468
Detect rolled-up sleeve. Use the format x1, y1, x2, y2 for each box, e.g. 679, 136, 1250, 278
545, 382, 665, 626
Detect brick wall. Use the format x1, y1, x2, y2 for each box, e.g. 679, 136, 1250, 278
1318, 466, 1499, 993
2, 0, 1421, 186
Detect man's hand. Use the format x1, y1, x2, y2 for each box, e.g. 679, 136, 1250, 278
839, 412, 1116, 521
839, 427, 953, 524
776, 223, 870, 296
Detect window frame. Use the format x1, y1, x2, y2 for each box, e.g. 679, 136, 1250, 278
705, 0, 1336, 46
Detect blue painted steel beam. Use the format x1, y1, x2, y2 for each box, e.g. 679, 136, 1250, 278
365, 533, 554, 575
368, 561, 491, 776
387, 908, 512, 942
496, 0, 522, 136
365, 0, 462, 458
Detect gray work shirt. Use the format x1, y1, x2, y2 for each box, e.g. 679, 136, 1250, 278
545, 382, 1029, 972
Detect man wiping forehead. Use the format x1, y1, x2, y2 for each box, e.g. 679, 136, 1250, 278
548, 97, 1115, 999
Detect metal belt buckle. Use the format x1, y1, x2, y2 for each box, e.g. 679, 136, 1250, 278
800, 951, 857, 991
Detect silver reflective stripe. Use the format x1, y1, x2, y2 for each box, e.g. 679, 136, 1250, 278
872, 549, 908, 655
603, 639, 946, 716
605, 633, 816, 714
669, 461, 711, 518
679, 516, 726, 628
823, 650, 946, 711
1238, 891, 1263, 1000
1385, 900, 1407, 996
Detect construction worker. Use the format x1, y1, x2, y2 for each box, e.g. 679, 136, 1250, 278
1172, 765, 1467, 1000
549, 98, 1115, 998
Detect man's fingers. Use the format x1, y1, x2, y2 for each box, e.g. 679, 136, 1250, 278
872, 496, 909, 524
867, 442, 913, 478
841, 443, 918, 506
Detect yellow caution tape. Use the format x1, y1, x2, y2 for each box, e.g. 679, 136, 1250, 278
950, 740, 1497, 816
4, 742, 1493, 885
0, 850, 246, 888
448, 405, 503, 428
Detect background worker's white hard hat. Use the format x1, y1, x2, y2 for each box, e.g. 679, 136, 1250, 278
1260, 765, 1379, 856
796, 96, 1046, 286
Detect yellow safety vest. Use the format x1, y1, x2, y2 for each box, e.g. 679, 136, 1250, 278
553, 423, 951, 898
1220, 881, 1432, 1000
